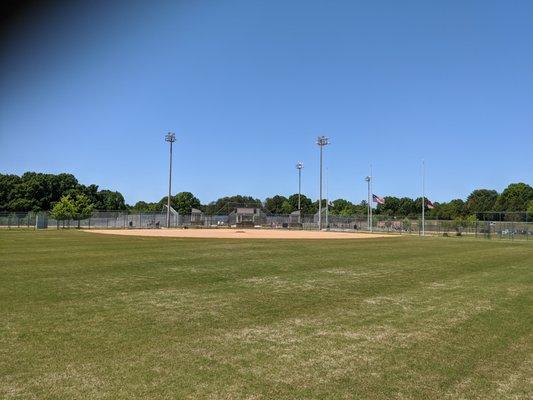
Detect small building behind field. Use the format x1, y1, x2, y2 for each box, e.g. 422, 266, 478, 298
228, 207, 266, 226
190, 208, 203, 224
289, 210, 301, 224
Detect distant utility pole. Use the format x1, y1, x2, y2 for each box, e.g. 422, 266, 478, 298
365, 165, 373, 232
296, 162, 303, 223
316, 136, 330, 230
165, 132, 176, 228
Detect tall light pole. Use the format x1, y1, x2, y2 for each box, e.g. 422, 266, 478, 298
296, 162, 303, 223
165, 132, 176, 228
317, 136, 330, 230
365, 174, 372, 232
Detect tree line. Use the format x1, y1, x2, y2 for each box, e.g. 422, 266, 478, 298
375, 184, 533, 220
1, 172, 532, 220
0, 172, 126, 212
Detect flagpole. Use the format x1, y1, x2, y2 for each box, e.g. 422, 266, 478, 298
370, 164, 373, 233
422, 159, 425, 237
365, 175, 370, 231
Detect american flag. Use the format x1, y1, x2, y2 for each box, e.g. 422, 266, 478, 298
372, 194, 385, 205
425, 199, 434, 209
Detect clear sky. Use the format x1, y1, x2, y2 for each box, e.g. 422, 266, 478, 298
1, 0, 531, 205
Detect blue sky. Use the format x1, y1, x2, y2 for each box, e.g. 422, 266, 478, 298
1, 0, 531, 205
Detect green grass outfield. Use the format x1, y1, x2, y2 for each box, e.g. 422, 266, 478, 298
1, 230, 531, 399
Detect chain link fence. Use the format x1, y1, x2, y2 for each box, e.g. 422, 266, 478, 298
0, 211, 530, 240
0, 212, 37, 228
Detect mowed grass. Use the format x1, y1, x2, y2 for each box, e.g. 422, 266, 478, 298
0, 231, 532, 399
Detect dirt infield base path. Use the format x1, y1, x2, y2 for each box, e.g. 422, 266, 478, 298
86, 228, 392, 240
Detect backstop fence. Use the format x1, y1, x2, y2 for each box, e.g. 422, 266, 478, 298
0, 211, 530, 240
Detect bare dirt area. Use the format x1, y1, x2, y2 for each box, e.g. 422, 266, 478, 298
85, 228, 392, 240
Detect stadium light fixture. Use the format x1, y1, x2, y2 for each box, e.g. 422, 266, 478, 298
165, 132, 177, 228
316, 136, 330, 230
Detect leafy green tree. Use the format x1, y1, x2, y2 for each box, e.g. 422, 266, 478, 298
75, 184, 100, 206
97, 190, 127, 210
12, 172, 80, 211
353, 201, 368, 215
287, 194, 313, 214
49, 196, 76, 228
465, 214, 478, 226
398, 197, 416, 217
160, 192, 201, 215
425, 202, 441, 219
495, 183, 533, 212
204, 195, 262, 215
336, 207, 353, 217
47, 193, 93, 228
328, 200, 367, 216
376, 196, 400, 216
466, 189, 498, 216
130, 201, 161, 212
434, 199, 466, 220
6, 198, 35, 212
281, 200, 293, 214
329, 199, 352, 216
7, 173, 46, 211
413, 198, 425, 216
0, 174, 21, 211
72, 194, 95, 228
524, 200, 533, 222
265, 195, 288, 214
54, 173, 80, 194
330, 199, 367, 216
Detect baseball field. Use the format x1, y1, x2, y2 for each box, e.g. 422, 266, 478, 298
1, 229, 531, 399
